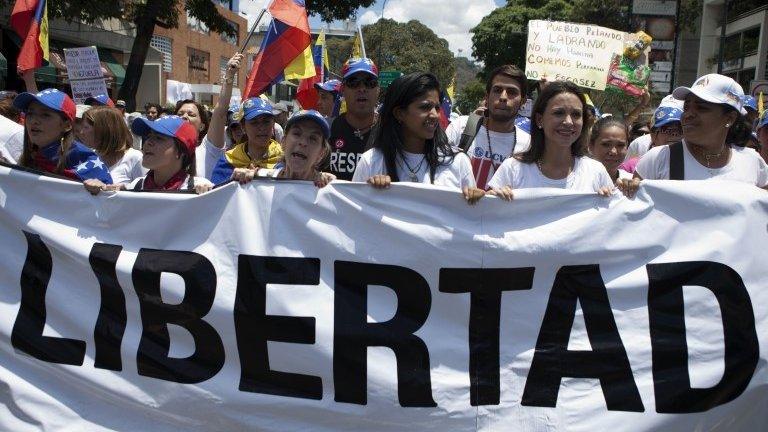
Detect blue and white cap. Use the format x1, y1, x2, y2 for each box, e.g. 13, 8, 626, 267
652, 106, 683, 128
672, 74, 744, 112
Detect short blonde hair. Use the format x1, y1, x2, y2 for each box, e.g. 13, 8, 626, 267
85, 106, 132, 158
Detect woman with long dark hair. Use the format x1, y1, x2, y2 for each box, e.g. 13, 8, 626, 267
352, 72, 483, 204
618, 74, 768, 197
487, 81, 613, 200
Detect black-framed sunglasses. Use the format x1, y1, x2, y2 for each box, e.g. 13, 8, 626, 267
344, 77, 378, 89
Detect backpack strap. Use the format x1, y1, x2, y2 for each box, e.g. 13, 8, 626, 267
669, 141, 684, 180
459, 113, 484, 152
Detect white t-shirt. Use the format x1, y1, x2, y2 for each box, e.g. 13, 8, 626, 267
625, 134, 651, 160
109, 148, 146, 184
0, 115, 24, 162
127, 174, 213, 191
352, 148, 476, 189
488, 156, 614, 192
635, 141, 768, 186
195, 134, 225, 181
255, 167, 282, 178
467, 126, 531, 189
445, 115, 469, 147
617, 168, 633, 181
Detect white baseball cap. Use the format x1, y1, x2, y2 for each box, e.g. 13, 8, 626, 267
658, 94, 684, 110
672, 74, 744, 112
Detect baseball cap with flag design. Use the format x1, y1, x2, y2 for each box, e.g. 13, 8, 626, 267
13, 89, 77, 122
757, 111, 768, 131
341, 58, 378, 79
651, 106, 683, 129
286, 109, 330, 139
84, 94, 115, 107
131, 115, 198, 158
241, 97, 275, 121
742, 95, 757, 113
314, 79, 342, 94
672, 74, 744, 112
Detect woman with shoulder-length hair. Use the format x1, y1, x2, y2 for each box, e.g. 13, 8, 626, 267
81, 106, 145, 184
487, 80, 613, 200
352, 72, 484, 204
618, 73, 768, 197
13, 89, 113, 183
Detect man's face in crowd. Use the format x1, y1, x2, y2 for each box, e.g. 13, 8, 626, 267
342, 72, 379, 117
146, 106, 159, 120
486, 74, 523, 123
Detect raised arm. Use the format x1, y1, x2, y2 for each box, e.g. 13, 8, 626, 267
208, 53, 244, 149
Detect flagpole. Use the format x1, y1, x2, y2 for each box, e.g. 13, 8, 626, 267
238, 0, 274, 55
357, 22, 367, 58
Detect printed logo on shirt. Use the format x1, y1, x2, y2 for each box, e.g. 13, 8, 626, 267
473, 147, 484, 158
334, 139, 345, 149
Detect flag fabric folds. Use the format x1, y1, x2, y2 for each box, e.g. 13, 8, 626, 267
295, 30, 329, 109
244, 0, 313, 98
10, 0, 49, 74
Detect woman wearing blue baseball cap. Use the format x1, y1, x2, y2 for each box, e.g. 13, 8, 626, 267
210, 97, 283, 185
230, 110, 335, 186
618, 74, 767, 197
352, 72, 484, 204
83, 116, 213, 194
13, 89, 113, 184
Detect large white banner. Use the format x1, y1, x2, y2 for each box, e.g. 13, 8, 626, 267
0, 165, 767, 431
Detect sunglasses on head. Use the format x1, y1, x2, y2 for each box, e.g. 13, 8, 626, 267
344, 77, 378, 89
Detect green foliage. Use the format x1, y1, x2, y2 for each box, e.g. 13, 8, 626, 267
325, 36, 354, 76
305, 0, 377, 22
454, 56, 481, 94
362, 19, 456, 92
455, 79, 485, 115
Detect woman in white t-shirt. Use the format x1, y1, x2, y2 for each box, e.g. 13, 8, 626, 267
81, 107, 145, 184
487, 81, 613, 199
588, 116, 632, 184
84, 116, 212, 195
352, 72, 484, 204
618, 74, 768, 198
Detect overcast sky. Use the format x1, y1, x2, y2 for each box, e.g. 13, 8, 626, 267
238, 0, 506, 59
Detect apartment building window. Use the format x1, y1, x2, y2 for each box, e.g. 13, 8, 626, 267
150, 35, 173, 73
221, 20, 239, 46
187, 11, 210, 35
723, 27, 760, 61
187, 48, 210, 83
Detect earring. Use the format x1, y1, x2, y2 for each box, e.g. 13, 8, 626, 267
725, 123, 731, 128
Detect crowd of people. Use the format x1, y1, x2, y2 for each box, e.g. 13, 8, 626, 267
1, 53, 767, 204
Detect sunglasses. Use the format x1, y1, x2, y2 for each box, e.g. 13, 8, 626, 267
344, 77, 378, 89
656, 125, 681, 136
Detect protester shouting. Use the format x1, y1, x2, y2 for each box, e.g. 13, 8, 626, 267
446, 65, 532, 190
84, 116, 212, 194
327, 58, 380, 180
210, 97, 283, 185
13, 89, 112, 183
231, 110, 335, 187
487, 81, 613, 199
588, 116, 632, 184
618, 74, 768, 197
82, 107, 145, 184
352, 72, 483, 204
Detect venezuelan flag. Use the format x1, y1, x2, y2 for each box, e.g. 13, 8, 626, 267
295, 30, 329, 109
11, 0, 49, 74
244, 0, 313, 98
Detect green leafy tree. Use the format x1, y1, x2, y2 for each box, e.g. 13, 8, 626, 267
361, 18, 455, 92
454, 79, 485, 115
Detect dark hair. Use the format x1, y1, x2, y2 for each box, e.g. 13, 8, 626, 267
144, 102, 162, 113
629, 121, 649, 142
518, 80, 592, 164
485, 65, 527, 98
372, 72, 455, 183
0, 98, 21, 123
173, 138, 196, 177
722, 106, 751, 148
590, 116, 628, 145
175, 99, 209, 142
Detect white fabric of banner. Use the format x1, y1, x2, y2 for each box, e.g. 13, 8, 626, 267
0, 164, 767, 431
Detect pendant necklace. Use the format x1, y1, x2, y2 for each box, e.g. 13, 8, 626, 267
485, 123, 517, 170
398, 152, 426, 182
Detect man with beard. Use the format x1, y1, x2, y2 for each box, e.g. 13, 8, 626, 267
328, 58, 380, 180
452, 65, 531, 189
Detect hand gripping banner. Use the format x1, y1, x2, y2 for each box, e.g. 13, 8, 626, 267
0, 164, 766, 431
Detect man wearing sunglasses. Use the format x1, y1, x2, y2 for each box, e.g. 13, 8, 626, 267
328, 57, 380, 180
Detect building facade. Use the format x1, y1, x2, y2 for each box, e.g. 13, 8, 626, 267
698, 0, 767, 95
